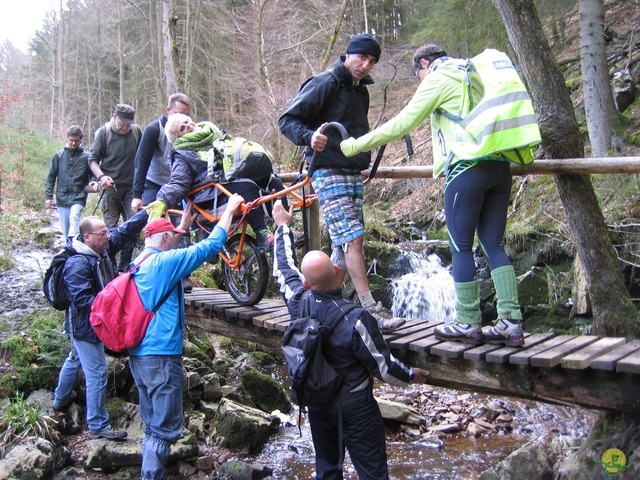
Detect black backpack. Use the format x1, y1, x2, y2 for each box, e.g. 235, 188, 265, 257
43, 247, 76, 311
281, 292, 357, 408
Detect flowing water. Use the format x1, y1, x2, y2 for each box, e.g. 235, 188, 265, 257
244, 247, 596, 478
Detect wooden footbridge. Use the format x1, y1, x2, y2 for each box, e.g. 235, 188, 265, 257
184, 288, 640, 415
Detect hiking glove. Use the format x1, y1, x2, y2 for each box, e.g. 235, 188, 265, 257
146, 200, 167, 220
340, 137, 361, 158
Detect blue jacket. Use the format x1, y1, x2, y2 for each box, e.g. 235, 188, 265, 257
130, 225, 228, 356
63, 209, 149, 343
273, 224, 412, 395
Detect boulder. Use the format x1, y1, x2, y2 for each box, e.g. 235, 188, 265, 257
478, 438, 553, 480
219, 459, 273, 480
0, 437, 56, 480
214, 398, 280, 453
80, 432, 199, 470
612, 69, 636, 112
240, 368, 291, 414
376, 398, 425, 426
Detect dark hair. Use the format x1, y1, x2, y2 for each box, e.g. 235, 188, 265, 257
412, 44, 448, 75
66, 125, 83, 138
168, 92, 192, 109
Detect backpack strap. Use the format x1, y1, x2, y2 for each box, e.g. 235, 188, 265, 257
129, 252, 178, 312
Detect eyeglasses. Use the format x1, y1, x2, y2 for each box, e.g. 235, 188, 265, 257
87, 230, 109, 237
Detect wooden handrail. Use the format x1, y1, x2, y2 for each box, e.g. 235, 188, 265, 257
277, 157, 640, 182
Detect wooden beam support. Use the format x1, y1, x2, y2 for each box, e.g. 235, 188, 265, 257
278, 157, 640, 182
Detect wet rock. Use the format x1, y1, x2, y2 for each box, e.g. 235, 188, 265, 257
377, 398, 426, 425
468, 422, 489, 437
219, 459, 273, 480
430, 423, 461, 434
80, 432, 199, 470
240, 368, 291, 414
478, 437, 554, 480
214, 398, 280, 453
0, 437, 56, 480
202, 373, 224, 402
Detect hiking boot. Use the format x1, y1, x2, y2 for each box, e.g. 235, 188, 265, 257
366, 302, 406, 333
482, 319, 524, 347
88, 428, 128, 440
434, 322, 483, 345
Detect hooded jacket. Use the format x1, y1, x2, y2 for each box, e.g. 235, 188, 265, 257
45, 145, 91, 207
278, 56, 373, 171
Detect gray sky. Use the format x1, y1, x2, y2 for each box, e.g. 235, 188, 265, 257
2, 0, 57, 52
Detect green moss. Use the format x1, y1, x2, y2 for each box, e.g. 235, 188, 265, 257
0, 311, 68, 397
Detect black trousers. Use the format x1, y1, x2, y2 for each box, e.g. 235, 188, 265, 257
308, 387, 388, 480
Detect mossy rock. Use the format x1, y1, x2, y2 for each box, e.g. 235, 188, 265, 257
240, 368, 291, 414
214, 398, 280, 453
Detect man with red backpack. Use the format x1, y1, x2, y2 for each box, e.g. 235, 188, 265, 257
128, 195, 244, 480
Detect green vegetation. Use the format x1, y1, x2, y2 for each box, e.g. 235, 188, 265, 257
0, 311, 69, 397
0, 392, 60, 459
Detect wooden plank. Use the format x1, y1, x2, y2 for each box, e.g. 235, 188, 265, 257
252, 308, 290, 327
617, 348, 640, 374
591, 340, 640, 371
384, 319, 433, 337
236, 304, 286, 321
389, 322, 443, 349
484, 333, 555, 364
430, 340, 480, 359
464, 343, 506, 361
561, 337, 627, 370
409, 335, 443, 353
530, 335, 599, 368
508, 334, 571, 365
264, 315, 293, 331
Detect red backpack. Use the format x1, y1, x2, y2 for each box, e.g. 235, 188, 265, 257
90, 253, 175, 352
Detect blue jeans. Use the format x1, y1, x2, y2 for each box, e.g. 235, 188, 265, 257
53, 338, 110, 432
130, 355, 183, 480
57, 203, 84, 239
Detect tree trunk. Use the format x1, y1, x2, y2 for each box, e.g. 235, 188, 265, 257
116, 0, 124, 102
320, 0, 349, 71
580, 0, 617, 157
491, 0, 640, 338
162, 0, 178, 96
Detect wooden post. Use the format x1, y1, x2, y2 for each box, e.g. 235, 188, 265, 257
303, 182, 321, 251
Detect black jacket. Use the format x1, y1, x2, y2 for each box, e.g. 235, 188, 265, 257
45, 146, 91, 207
278, 56, 373, 171
273, 224, 412, 397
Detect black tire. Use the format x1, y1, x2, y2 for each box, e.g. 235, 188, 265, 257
222, 234, 269, 306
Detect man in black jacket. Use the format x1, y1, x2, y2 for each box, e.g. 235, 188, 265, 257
52, 209, 148, 440
45, 125, 97, 240
278, 33, 405, 333
272, 199, 429, 480
131, 93, 192, 213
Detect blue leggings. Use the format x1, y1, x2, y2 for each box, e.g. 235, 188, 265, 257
445, 160, 513, 282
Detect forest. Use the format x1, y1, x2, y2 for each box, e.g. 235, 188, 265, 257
2, 0, 640, 335
0, 0, 580, 165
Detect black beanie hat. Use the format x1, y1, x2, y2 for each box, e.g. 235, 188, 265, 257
346, 33, 381, 62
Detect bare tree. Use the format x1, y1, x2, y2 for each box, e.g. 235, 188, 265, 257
580, 0, 618, 157
491, 0, 639, 338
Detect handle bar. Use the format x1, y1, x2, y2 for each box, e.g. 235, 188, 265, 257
298, 121, 349, 178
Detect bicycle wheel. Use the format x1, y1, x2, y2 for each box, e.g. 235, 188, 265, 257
222, 234, 269, 306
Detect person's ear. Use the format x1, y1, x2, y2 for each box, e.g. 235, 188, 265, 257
333, 265, 341, 276
303, 280, 312, 289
